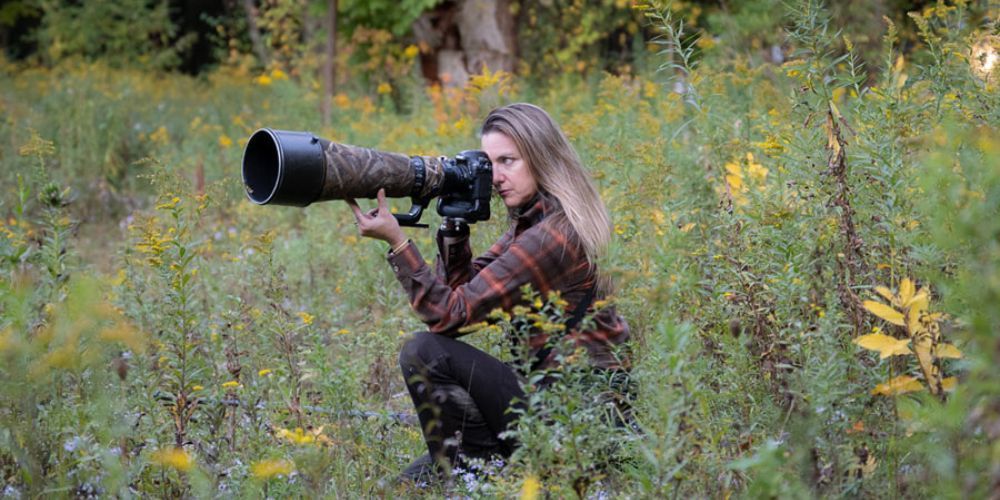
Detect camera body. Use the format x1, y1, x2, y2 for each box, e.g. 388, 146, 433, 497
435, 150, 492, 223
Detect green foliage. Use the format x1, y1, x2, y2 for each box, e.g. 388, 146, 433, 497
0, 1, 38, 29
35, 0, 195, 69
519, 0, 645, 76
906, 119, 1000, 496
338, 0, 442, 36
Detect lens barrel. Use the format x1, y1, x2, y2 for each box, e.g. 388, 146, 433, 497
240, 129, 489, 224
242, 129, 327, 206
242, 128, 445, 206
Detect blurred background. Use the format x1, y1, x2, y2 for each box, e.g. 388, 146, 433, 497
1, 1, 999, 498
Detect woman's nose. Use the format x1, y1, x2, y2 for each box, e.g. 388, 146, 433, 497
492, 168, 504, 186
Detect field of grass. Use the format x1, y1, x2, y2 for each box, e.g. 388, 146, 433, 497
1, 2, 999, 498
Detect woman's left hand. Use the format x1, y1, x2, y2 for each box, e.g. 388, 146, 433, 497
346, 188, 406, 248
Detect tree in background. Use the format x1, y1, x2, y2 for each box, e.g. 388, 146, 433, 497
32, 0, 195, 69
0, 0, 976, 104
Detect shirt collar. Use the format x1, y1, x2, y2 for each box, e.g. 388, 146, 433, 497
512, 192, 557, 231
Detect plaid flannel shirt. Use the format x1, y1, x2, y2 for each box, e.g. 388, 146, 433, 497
386, 194, 630, 370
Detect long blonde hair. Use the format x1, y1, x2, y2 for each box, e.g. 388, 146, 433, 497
481, 103, 612, 267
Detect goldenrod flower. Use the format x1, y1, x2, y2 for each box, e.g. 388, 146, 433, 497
297, 312, 314, 326
276, 427, 313, 445
251, 458, 294, 479
520, 475, 541, 500
150, 447, 194, 472
155, 197, 181, 211
745, 153, 768, 182
18, 129, 56, 157
489, 308, 512, 322
149, 126, 170, 145
724, 162, 744, 191
458, 322, 488, 334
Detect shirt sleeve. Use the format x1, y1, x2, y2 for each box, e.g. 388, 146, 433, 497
388, 223, 581, 337
434, 228, 513, 289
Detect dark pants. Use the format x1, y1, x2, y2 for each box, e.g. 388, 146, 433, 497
398, 332, 526, 469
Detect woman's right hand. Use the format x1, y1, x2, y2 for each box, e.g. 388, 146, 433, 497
346, 188, 406, 248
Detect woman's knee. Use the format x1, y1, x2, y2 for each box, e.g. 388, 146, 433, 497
398, 331, 439, 373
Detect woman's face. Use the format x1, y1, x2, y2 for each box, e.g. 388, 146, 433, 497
482, 131, 538, 209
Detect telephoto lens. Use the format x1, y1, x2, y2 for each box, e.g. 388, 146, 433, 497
241, 128, 492, 226
241, 128, 445, 206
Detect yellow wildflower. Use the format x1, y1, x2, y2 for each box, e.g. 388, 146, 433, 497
757, 136, 784, 157
276, 427, 313, 445
150, 447, 194, 472
270, 68, 288, 80
18, 129, 56, 157
403, 44, 420, 59
488, 308, 512, 322
221, 380, 240, 389
219, 134, 233, 148
642, 79, 659, 99
297, 311, 314, 326
275, 426, 331, 446
458, 322, 489, 334
520, 475, 541, 500
149, 126, 170, 145
155, 196, 181, 211
724, 162, 744, 191
255, 74, 273, 86
540, 322, 566, 334
377, 82, 392, 95
98, 321, 145, 353
258, 369, 272, 377
746, 153, 768, 182
251, 458, 294, 479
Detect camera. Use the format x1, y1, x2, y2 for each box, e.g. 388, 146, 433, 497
241, 128, 492, 227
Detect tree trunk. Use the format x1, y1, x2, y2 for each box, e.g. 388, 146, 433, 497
241, 0, 270, 67
321, 0, 337, 127
456, 0, 517, 75
412, 0, 517, 87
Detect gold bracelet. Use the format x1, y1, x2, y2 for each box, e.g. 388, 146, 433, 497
390, 239, 410, 255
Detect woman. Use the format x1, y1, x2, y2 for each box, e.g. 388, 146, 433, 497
347, 103, 630, 481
